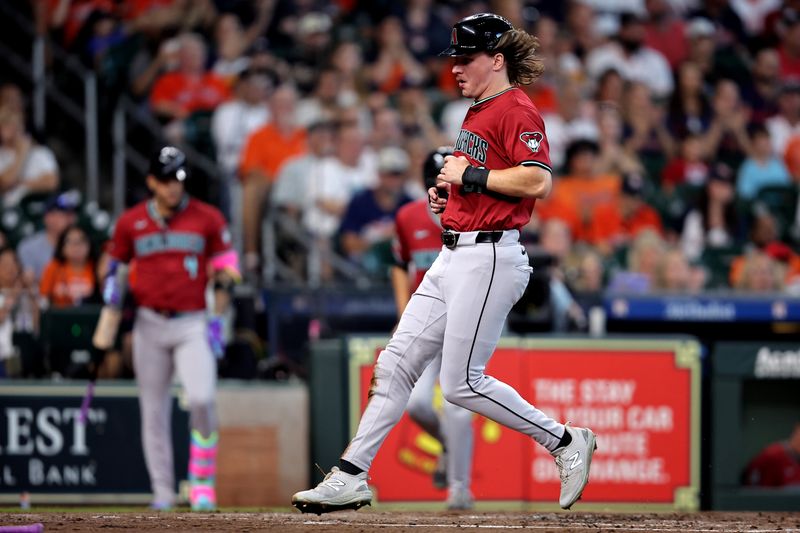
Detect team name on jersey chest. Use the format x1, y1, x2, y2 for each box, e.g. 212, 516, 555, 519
134, 231, 206, 256
454, 129, 488, 165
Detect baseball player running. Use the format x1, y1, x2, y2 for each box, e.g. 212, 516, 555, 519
104, 146, 239, 511
293, 13, 596, 514
394, 147, 475, 510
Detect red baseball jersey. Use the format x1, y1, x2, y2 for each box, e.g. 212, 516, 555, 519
744, 442, 800, 487
392, 200, 442, 292
441, 87, 551, 232
108, 197, 231, 311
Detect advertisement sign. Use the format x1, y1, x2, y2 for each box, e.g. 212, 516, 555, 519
605, 294, 800, 323
0, 383, 188, 504
347, 337, 700, 510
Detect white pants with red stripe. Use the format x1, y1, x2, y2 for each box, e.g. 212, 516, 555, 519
342, 230, 565, 472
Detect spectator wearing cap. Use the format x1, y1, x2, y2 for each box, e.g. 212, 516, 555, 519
17, 191, 80, 283
684, 18, 717, 81
585, 12, 674, 100
270, 120, 337, 278
287, 12, 335, 94
337, 147, 413, 266
766, 78, 800, 157
680, 162, 744, 261
588, 172, 664, 255
689, 0, 748, 46
0, 107, 59, 209
737, 124, 790, 200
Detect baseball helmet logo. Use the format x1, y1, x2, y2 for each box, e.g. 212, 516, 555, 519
451, 27, 458, 45
519, 131, 543, 153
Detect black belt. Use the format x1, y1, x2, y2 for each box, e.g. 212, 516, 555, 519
148, 307, 194, 319
441, 230, 505, 249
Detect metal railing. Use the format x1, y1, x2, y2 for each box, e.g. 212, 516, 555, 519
0, 2, 99, 205
0, 2, 377, 290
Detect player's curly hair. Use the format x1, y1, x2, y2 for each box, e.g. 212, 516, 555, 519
495, 29, 544, 86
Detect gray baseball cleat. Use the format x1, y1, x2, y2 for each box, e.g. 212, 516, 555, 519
292, 467, 372, 515
446, 484, 474, 511
552, 423, 597, 510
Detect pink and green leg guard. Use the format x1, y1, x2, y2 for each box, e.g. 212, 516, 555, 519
189, 430, 218, 511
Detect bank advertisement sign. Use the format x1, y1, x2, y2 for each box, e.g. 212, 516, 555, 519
347, 337, 701, 510
0, 383, 188, 503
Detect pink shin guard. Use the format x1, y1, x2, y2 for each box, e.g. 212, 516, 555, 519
189, 430, 218, 480
189, 430, 218, 510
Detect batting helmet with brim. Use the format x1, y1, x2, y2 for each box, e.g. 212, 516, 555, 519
439, 13, 513, 57
423, 146, 454, 190
149, 146, 189, 182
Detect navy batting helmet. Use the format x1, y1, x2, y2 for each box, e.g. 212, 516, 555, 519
423, 146, 454, 190
149, 146, 189, 182
439, 13, 513, 57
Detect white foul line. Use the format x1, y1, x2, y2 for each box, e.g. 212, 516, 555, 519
301, 520, 800, 532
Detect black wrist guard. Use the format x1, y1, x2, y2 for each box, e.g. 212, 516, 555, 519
462, 166, 489, 193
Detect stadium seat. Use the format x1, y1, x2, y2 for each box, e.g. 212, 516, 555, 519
700, 245, 742, 290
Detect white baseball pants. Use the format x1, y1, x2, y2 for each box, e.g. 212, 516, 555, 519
133, 308, 217, 505
342, 230, 565, 471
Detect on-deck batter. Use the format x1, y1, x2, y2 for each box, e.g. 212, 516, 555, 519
106, 146, 239, 511
393, 147, 475, 510
292, 13, 596, 514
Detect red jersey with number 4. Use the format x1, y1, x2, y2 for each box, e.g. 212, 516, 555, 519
441, 87, 551, 232
392, 200, 442, 292
108, 197, 231, 311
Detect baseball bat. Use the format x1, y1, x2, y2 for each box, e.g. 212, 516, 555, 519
81, 306, 121, 425
92, 306, 122, 351
0, 524, 45, 533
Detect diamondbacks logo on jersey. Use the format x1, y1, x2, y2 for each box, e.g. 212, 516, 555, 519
454, 129, 488, 165
519, 131, 544, 153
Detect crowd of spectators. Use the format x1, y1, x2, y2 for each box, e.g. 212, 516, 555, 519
4, 0, 800, 375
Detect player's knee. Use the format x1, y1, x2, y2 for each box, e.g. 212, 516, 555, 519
439, 379, 468, 407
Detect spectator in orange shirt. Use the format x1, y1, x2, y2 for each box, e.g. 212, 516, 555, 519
589, 172, 663, 256
39, 225, 97, 308
238, 84, 307, 269
537, 139, 620, 244
149, 33, 230, 124
368, 17, 426, 94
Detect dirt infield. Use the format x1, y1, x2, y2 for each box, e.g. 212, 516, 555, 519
1, 510, 799, 532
